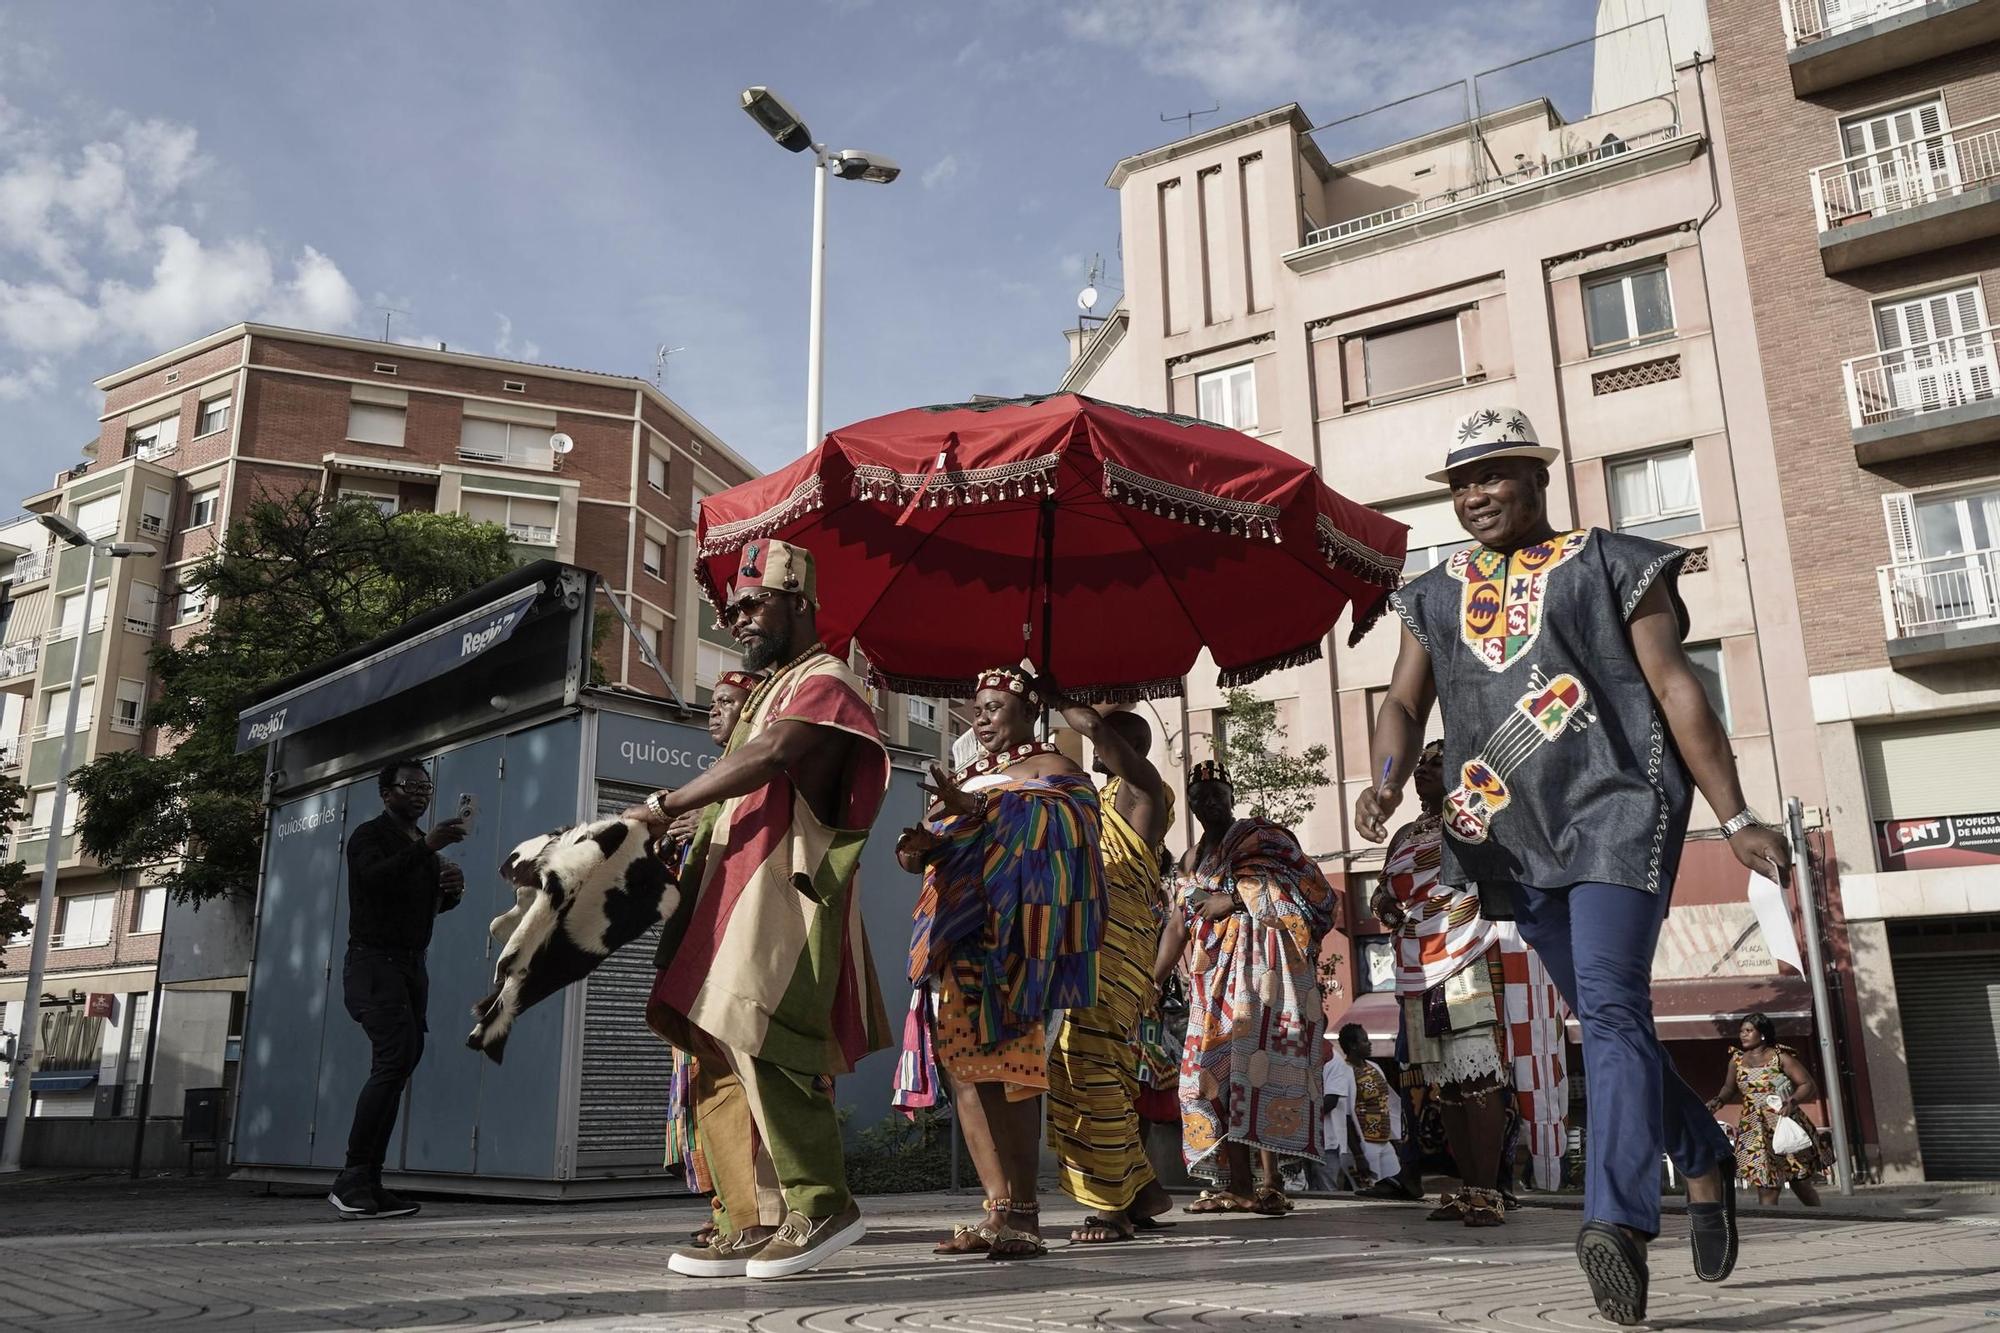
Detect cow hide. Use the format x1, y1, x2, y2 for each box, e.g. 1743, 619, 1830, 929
467, 817, 679, 1064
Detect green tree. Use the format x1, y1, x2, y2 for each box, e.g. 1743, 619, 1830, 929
69, 491, 519, 905
0, 775, 33, 965
1216, 686, 1331, 831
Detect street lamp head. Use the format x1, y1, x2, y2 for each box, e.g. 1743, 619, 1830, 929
832, 149, 900, 184
107, 542, 157, 559
36, 513, 90, 547
741, 86, 814, 154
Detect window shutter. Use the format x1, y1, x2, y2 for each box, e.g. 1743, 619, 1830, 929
1875, 300, 1909, 351
1917, 102, 1945, 138
1881, 492, 1921, 564
1341, 338, 1367, 404
1861, 714, 2000, 819
1457, 306, 1484, 376
1953, 286, 1987, 334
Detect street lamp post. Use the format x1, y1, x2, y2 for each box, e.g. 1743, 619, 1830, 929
740, 86, 900, 452
0, 514, 155, 1174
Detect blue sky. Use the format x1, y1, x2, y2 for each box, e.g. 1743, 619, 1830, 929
0, 0, 1594, 502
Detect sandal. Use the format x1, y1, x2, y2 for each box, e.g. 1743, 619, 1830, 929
1427, 1191, 1467, 1222
1069, 1213, 1135, 1244
1130, 1213, 1177, 1231
933, 1199, 998, 1256
987, 1200, 1047, 1261
1184, 1189, 1254, 1214
1250, 1186, 1290, 1217
1461, 1188, 1506, 1228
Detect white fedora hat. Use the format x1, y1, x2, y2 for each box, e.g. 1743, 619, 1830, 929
1426, 406, 1560, 484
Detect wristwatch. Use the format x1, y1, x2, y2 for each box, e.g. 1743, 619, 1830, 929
1718, 808, 1765, 838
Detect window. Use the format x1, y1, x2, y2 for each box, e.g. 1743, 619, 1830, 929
55, 892, 115, 948
139, 487, 171, 537
1607, 446, 1701, 539
1362, 314, 1465, 404
639, 623, 662, 661
27, 788, 57, 836
1882, 485, 2000, 629
347, 401, 407, 447
462, 492, 559, 546
1869, 284, 1995, 419
125, 581, 158, 635
176, 582, 209, 623
647, 453, 668, 493
1196, 363, 1258, 431
642, 536, 665, 577
459, 416, 555, 468
126, 413, 179, 461
1383, 493, 1477, 575
73, 493, 120, 540
1686, 642, 1731, 733
908, 697, 941, 729
113, 679, 145, 733
1838, 99, 1951, 217
696, 640, 744, 691
502, 379, 527, 394
134, 886, 166, 934
53, 590, 88, 640
41, 683, 95, 740
338, 488, 398, 516
195, 393, 232, 438
187, 488, 220, 529
1584, 265, 1674, 354
1356, 936, 1397, 994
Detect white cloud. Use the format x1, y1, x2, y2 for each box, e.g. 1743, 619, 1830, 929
921, 153, 960, 190
0, 358, 55, 402
0, 278, 100, 352
493, 312, 540, 363
263, 245, 362, 332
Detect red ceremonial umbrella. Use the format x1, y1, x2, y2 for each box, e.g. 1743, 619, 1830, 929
694, 394, 1407, 702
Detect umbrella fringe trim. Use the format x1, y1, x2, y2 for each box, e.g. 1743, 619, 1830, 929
868, 669, 1186, 706
1101, 462, 1282, 541
852, 455, 1061, 506
1346, 594, 1393, 648
1317, 515, 1404, 589
1216, 642, 1325, 688
698, 476, 828, 558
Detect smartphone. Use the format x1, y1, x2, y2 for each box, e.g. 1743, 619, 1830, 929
456, 792, 477, 831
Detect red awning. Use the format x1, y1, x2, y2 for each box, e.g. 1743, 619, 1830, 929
1329, 990, 1400, 1044
1564, 975, 1814, 1040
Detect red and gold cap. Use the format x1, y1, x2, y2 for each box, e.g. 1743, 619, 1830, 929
1188, 759, 1232, 788
723, 538, 818, 613
974, 664, 1041, 710
714, 669, 766, 695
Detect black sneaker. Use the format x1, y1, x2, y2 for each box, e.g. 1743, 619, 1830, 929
328, 1174, 380, 1220
370, 1183, 421, 1219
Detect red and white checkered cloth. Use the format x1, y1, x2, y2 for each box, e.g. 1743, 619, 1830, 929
1496, 927, 1570, 1191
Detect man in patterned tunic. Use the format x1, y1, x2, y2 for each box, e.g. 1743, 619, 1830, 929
1354, 406, 1792, 1325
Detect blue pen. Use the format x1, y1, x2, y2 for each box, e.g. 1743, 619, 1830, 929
1379, 756, 1394, 790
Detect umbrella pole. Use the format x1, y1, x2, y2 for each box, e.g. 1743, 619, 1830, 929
1038, 497, 1056, 730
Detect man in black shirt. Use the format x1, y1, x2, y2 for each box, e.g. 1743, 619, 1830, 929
328, 758, 467, 1220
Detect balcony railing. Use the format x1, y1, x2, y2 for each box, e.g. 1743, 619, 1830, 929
1879, 547, 2000, 637
506, 522, 558, 546
1304, 123, 1681, 248
1782, 0, 1931, 46
27, 718, 84, 742
139, 513, 167, 537
50, 930, 109, 950
0, 640, 38, 678
0, 740, 19, 770
458, 442, 554, 470
124, 615, 157, 636
1843, 325, 2000, 428
9, 548, 52, 583
45, 614, 108, 643
1812, 113, 2000, 230
108, 714, 143, 735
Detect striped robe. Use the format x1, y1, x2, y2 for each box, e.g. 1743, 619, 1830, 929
649, 649, 891, 1076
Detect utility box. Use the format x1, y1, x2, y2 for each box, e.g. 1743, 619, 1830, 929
228, 562, 928, 1198
182, 1087, 225, 1145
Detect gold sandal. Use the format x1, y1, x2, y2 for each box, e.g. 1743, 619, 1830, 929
1461, 1188, 1506, 1228
986, 1199, 1047, 1261
934, 1199, 999, 1255
1427, 1190, 1467, 1222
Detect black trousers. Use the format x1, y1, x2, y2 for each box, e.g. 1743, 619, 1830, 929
341, 945, 428, 1175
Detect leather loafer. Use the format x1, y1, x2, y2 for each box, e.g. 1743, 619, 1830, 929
1576, 1221, 1649, 1326
1689, 1169, 1738, 1282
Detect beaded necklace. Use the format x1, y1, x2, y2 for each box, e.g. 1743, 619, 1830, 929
954, 739, 1060, 782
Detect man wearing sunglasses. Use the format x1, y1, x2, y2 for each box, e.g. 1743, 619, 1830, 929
328, 758, 468, 1220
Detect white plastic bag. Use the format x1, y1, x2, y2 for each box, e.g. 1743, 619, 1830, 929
1771, 1114, 1812, 1157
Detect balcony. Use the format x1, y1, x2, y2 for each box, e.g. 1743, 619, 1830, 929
0, 739, 19, 770
139, 513, 167, 538
9, 547, 52, 584
1813, 114, 2000, 272
1879, 546, 2000, 665
0, 639, 38, 679
1289, 123, 1699, 270
44, 614, 108, 644
108, 714, 143, 735
1783, 0, 2000, 95
1843, 326, 2000, 461
505, 522, 558, 547
124, 615, 157, 636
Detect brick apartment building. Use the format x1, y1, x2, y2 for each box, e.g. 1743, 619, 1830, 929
1708, 0, 2000, 1179
0, 326, 783, 1135
1058, 5, 1872, 1147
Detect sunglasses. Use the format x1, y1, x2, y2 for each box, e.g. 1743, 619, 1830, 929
719, 590, 787, 628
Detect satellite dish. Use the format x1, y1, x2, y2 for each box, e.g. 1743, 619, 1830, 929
1077, 285, 1099, 313
550, 433, 575, 455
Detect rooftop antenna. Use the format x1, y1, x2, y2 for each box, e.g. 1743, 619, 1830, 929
1160, 103, 1220, 138
1076, 254, 1104, 315
653, 344, 686, 390
376, 305, 409, 343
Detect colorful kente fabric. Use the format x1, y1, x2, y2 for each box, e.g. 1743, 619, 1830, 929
1449, 529, 1590, 672
662, 1045, 712, 1191
1174, 818, 1336, 1182
1047, 777, 1166, 1212
1730, 1047, 1826, 1188
649, 647, 892, 1076
904, 770, 1105, 1050
1351, 1057, 1394, 1144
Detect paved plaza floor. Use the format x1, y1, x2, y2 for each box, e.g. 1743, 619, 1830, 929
2, 1174, 1998, 1332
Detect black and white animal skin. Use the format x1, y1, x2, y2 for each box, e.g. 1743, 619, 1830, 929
468, 817, 678, 1063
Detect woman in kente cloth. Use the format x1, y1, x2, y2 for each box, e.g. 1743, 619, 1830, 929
1157, 761, 1335, 1216
1373, 739, 1569, 1227
893, 664, 1105, 1260
1707, 1013, 1826, 1207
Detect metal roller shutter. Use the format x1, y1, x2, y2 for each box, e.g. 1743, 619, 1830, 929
1890, 946, 2000, 1179
575, 782, 674, 1165
1860, 714, 2000, 820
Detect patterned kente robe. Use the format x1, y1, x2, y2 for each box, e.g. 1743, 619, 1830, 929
1174, 818, 1335, 1180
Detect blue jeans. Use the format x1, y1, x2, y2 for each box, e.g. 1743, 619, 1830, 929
1503, 879, 1729, 1237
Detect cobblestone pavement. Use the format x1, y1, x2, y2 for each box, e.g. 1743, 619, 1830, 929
2, 1177, 1998, 1332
